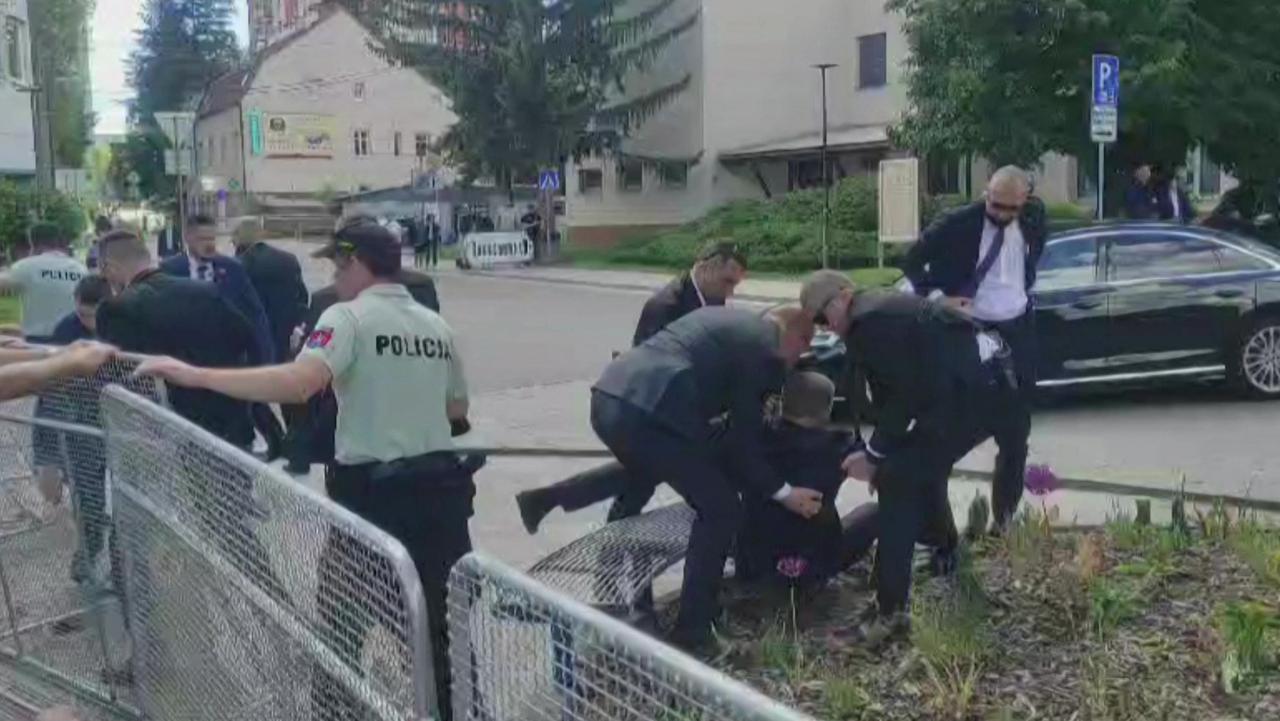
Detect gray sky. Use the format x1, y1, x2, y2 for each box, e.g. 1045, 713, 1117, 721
91, 0, 250, 135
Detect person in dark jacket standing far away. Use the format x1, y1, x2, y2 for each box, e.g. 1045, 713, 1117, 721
232, 220, 309, 461
801, 271, 996, 646
586, 305, 822, 653
632, 240, 748, 346
904, 166, 1046, 535
137, 220, 474, 719
1124, 164, 1159, 220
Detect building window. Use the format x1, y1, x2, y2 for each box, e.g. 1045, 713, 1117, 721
857, 32, 887, 89
415, 133, 429, 158
220, 136, 228, 165
658, 162, 688, 189
393, 131, 402, 157
789, 159, 824, 190
353, 81, 366, 101
578, 168, 603, 194
619, 160, 644, 192
4, 17, 27, 82
926, 154, 964, 195
354, 129, 371, 156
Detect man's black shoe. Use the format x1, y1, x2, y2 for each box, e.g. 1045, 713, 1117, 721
929, 547, 958, 577
516, 490, 554, 535
284, 463, 311, 477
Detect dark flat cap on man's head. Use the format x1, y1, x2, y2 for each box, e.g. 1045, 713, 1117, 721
800, 270, 856, 317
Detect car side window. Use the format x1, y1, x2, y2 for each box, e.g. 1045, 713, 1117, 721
1214, 244, 1273, 273
1107, 234, 1221, 282
1036, 237, 1098, 290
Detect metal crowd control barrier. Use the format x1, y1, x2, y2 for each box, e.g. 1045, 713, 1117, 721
0, 352, 169, 720
101, 386, 434, 721
447, 551, 816, 721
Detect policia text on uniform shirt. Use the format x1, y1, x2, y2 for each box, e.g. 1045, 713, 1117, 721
375, 333, 454, 359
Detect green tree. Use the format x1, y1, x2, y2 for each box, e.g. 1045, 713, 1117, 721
348, 0, 697, 189
28, 0, 96, 168
888, 0, 1280, 187
129, 0, 242, 125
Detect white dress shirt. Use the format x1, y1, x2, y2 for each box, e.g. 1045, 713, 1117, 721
191, 258, 213, 282
971, 217, 1028, 323
1169, 187, 1181, 220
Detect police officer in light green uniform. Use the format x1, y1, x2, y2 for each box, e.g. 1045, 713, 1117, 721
136, 219, 475, 719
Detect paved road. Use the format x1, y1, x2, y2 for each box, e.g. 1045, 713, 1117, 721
272, 239, 1280, 567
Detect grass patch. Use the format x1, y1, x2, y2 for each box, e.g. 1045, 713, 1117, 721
0, 296, 19, 327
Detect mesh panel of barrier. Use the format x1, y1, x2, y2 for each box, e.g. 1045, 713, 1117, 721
527, 505, 693, 609
448, 552, 816, 721
102, 385, 433, 721
0, 354, 166, 714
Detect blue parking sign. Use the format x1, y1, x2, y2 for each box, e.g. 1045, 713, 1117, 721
1092, 54, 1120, 108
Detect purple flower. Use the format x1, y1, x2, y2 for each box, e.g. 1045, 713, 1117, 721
1024, 463, 1059, 497
777, 556, 809, 580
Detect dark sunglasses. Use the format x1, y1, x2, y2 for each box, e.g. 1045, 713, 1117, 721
988, 201, 1024, 214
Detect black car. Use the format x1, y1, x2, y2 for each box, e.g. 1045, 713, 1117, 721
1034, 222, 1280, 397
806, 222, 1280, 417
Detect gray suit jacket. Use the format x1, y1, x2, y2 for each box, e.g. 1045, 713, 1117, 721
594, 307, 787, 497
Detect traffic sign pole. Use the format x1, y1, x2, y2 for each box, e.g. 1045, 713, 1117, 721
1090, 54, 1120, 221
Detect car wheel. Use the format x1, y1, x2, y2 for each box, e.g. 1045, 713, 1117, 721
1237, 320, 1280, 398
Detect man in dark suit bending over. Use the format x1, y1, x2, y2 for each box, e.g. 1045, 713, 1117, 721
903, 166, 1047, 534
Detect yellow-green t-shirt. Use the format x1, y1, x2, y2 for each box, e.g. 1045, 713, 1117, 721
299, 283, 467, 465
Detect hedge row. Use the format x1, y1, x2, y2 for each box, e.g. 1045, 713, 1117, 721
607, 177, 970, 273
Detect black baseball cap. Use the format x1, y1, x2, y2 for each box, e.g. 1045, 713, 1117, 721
313, 219, 402, 276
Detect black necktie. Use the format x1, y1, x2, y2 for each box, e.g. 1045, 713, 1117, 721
963, 224, 1006, 299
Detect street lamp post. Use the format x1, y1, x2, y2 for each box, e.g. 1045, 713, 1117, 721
813, 63, 837, 269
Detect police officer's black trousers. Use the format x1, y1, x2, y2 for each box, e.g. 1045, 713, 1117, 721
985, 313, 1036, 526
315, 458, 474, 721
590, 393, 742, 647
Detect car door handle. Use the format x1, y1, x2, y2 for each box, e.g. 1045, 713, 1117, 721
1071, 299, 1104, 310
1214, 289, 1245, 299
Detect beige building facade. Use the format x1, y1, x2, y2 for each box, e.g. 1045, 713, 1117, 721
194, 5, 455, 209
566, 0, 1088, 246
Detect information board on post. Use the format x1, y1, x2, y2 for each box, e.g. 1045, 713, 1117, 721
878, 158, 921, 266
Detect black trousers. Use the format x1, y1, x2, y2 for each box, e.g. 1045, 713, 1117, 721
535, 460, 655, 522
314, 456, 475, 721
590, 393, 742, 645
872, 433, 961, 615
983, 312, 1036, 525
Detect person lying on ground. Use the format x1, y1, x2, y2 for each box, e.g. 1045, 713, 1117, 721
735, 371, 879, 587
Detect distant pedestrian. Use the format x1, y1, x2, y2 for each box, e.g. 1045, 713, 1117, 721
86, 216, 113, 270
1124, 164, 1159, 220
0, 222, 88, 343
1155, 165, 1195, 224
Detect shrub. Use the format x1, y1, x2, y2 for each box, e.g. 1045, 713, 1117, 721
1219, 601, 1279, 693
0, 182, 87, 260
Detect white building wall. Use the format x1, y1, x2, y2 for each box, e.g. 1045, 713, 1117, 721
0, 0, 36, 177
195, 107, 246, 192
239, 10, 456, 196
